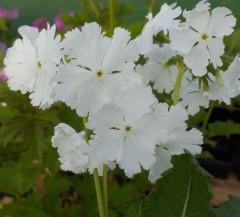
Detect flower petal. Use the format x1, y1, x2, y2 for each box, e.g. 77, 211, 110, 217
207, 37, 224, 68
148, 148, 172, 183
187, 9, 210, 33
183, 42, 209, 76
208, 7, 236, 37
169, 27, 199, 54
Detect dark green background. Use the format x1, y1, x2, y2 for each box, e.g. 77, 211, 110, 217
1, 0, 239, 29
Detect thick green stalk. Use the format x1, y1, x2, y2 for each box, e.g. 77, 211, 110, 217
81, 0, 90, 20
93, 169, 105, 217
202, 101, 215, 130
82, 117, 105, 217
103, 165, 108, 217
108, 0, 114, 35
173, 64, 187, 105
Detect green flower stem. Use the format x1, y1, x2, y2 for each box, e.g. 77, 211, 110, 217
82, 117, 105, 217
202, 101, 215, 130
93, 169, 105, 217
173, 63, 187, 105
108, 0, 114, 35
103, 164, 108, 217
81, 0, 90, 20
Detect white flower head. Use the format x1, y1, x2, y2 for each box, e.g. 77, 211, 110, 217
52, 123, 99, 174
170, 2, 236, 76
149, 104, 203, 182
136, 44, 178, 93
4, 24, 63, 109
53, 22, 141, 117
135, 3, 181, 54
87, 86, 167, 177
179, 72, 210, 115
206, 55, 240, 104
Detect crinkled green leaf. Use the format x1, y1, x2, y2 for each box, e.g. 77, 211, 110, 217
127, 198, 144, 217
108, 181, 138, 211
215, 196, 240, 217
42, 192, 65, 216
42, 145, 60, 175
127, 153, 217, 217
0, 105, 18, 122
208, 121, 240, 137
24, 121, 46, 160
0, 112, 53, 159
0, 83, 30, 108
0, 115, 30, 146
69, 174, 98, 217
35, 109, 60, 127
0, 157, 41, 196
44, 173, 70, 193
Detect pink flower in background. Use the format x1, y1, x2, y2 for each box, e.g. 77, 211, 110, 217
0, 68, 7, 82
54, 14, 65, 31
7, 9, 18, 19
0, 8, 7, 17
0, 8, 18, 19
33, 18, 49, 30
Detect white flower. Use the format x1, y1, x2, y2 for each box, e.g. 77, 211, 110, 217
4, 25, 62, 108
52, 123, 99, 174
136, 3, 181, 54
136, 44, 178, 93
53, 22, 141, 117
179, 72, 210, 115
170, 1, 236, 76
179, 55, 240, 114
149, 104, 203, 182
206, 55, 240, 104
87, 85, 167, 177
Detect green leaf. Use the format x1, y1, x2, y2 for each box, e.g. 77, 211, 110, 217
127, 153, 217, 217
0, 83, 30, 108
108, 181, 138, 212
0, 112, 53, 159
58, 103, 84, 132
44, 173, 70, 193
208, 121, 240, 137
0, 192, 50, 217
215, 196, 240, 217
0, 157, 41, 196
0, 105, 18, 122
42, 145, 60, 175
127, 198, 144, 217
0, 115, 30, 146
35, 109, 60, 127
24, 121, 46, 160
0, 204, 51, 217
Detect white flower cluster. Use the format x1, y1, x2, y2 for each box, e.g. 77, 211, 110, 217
4, 0, 239, 182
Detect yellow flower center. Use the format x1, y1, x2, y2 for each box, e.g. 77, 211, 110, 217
201, 33, 209, 40
124, 125, 132, 133
96, 71, 104, 78
36, 60, 42, 69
